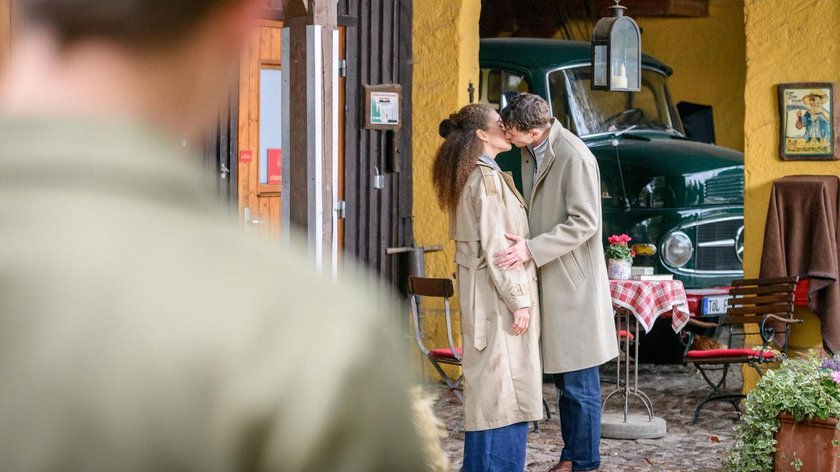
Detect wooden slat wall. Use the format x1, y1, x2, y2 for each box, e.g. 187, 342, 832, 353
339, 0, 413, 289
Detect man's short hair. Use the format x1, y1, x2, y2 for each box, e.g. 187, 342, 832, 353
501, 93, 553, 132
18, 0, 233, 46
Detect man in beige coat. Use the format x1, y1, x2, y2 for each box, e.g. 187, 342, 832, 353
495, 94, 618, 472
0, 0, 426, 470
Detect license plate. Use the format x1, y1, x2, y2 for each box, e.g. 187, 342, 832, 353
701, 295, 730, 316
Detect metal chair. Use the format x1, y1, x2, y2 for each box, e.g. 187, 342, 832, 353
680, 276, 801, 424
408, 276, 463, 402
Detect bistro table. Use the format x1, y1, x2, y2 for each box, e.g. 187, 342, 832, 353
601, 279, 690, 439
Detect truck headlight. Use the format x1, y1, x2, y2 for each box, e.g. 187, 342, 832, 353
662, 231, 693, 268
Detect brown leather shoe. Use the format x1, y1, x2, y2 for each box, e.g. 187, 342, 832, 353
547, 460, 572, 472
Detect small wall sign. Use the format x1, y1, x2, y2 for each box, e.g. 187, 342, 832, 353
267, 149, 282, 185
239, 150, 253, 163
778, 82, 839, 160
364, 84, 402, 130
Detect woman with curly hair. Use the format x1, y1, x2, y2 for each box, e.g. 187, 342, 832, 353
432, 104, 542, 471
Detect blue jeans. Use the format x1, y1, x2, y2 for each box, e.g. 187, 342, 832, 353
554, 366, 601, 471
461, 422, 528, 472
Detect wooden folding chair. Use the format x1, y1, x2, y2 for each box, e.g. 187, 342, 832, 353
408, 276, 463, 402
680, 276, 801, 424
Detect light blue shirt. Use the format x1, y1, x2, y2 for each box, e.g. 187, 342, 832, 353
527, 137, 549, 180
479, 154, 501, 171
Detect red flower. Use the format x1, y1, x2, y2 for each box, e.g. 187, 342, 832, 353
608, 234, 632, 246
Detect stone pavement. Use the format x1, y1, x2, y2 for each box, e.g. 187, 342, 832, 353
430, 363, 743, 472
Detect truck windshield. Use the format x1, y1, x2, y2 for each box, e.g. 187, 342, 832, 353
548, 66, 684, 137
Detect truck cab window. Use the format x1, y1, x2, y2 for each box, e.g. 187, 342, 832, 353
479, 68, 529, 108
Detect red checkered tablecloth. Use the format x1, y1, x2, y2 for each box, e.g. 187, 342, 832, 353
609, 279, 690, 333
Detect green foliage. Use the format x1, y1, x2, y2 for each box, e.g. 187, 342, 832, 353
605, 244, 633, 261
726, 354, 840, 472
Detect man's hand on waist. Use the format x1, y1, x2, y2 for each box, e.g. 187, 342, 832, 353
493, 233, 532, 270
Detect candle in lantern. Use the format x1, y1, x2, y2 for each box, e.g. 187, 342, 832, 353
611, 63, 628, 89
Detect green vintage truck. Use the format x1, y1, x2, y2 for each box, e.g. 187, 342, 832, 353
480, 38, 743, 359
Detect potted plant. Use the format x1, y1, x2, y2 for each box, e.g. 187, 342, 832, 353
726, 351, 840, 472
605, 233, 635, 280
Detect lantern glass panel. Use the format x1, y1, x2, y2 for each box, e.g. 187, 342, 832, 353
609, 19, 639, 90
593, 44, 607, 86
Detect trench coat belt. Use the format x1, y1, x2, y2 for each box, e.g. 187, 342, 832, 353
455, 251, 488, 350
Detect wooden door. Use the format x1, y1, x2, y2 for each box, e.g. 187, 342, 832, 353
237, 20, 284, 238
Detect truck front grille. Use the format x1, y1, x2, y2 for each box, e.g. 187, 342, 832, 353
694, 217, 744, 271
705, 172, 744, 203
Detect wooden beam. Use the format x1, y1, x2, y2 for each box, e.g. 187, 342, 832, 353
282, 0, 339, 271
309, 0, 336, 26
284, 0, 307, 20
569, 0, 709, 18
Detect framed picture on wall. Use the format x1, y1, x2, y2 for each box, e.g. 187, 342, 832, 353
778, 82, 839, 160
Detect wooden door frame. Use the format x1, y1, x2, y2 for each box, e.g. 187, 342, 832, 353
237, 20, 284, 238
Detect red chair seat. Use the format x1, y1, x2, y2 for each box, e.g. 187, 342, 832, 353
429, 348, 462, 360
685, 348, 776, 359
617, 329, 635, 340
794, 278, 809, 307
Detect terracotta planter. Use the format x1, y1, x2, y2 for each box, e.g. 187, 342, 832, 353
774, 412, 840, 472
607, 258, 632, 280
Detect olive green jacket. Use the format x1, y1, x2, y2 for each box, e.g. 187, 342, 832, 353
0, 119, 425, 471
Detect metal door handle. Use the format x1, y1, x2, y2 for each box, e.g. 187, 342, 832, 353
243, 207, 265, 226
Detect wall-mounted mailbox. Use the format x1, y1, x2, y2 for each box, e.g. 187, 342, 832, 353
364, 84, 402, 130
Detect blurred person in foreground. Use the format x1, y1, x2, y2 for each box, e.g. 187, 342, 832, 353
0, 1, 426, 470
433, 104, 543, 471
494, 94, 617, 472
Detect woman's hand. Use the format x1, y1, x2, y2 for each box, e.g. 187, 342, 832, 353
511, 307, 530, 336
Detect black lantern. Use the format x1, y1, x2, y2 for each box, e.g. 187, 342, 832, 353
591, 0, 641, 92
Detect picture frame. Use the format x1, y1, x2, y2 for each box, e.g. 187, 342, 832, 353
778, 82, 839, 160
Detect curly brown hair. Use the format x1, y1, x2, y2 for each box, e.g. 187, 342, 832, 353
432, 104, 494, 212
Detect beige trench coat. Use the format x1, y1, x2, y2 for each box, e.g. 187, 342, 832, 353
522, 121, 619, 374
450, 161, 544, 431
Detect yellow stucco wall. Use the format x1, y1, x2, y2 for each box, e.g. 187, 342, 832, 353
411, 0, 481, 380
413, 0, 480, 278
635, 0, 745, 151
740, 0, 838, 390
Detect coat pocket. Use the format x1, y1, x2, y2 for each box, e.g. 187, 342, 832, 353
455, 251, 488, 351
560, 252, 586, 288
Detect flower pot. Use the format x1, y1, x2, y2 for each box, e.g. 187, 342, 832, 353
607, 258, 632, 280
774, 412, 840, 471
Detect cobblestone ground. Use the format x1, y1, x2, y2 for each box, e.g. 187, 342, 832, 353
430, 363, 743, 472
